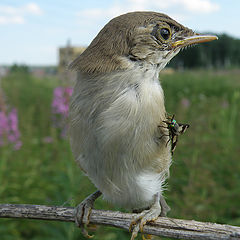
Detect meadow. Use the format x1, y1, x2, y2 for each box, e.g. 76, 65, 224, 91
0, 69, 239, 240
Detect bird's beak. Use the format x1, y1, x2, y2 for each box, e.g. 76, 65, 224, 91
172, 34, 218, 48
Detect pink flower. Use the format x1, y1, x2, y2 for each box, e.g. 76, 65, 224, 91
52, 86, 73, 138
14, 141, 22, 150
0, 111, 9, 135
8, 108, 18, 131
65, 87, 73, 96
0, 107, 21, 150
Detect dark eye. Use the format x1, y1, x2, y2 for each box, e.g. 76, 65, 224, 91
160, 28, 170, 40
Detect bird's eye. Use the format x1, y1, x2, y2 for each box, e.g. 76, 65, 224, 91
160, 28, 171, 40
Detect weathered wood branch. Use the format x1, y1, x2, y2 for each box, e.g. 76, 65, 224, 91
0, 204, 240, 240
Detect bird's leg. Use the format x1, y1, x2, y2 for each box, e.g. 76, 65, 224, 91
75, 190, 102, 238
159, 195, 171, 217
131, 196, 170, 240
129, 193, 162, 240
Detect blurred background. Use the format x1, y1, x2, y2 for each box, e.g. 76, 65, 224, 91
0, 0, 240, 239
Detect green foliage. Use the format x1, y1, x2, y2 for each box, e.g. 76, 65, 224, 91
0, 70, 240, 239
161, 70, 240, 227
9, 64, 29, 74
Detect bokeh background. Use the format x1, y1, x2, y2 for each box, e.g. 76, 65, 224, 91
0, 1, 240, 239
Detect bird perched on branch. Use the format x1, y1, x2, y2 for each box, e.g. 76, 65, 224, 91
69, 11, 217, 239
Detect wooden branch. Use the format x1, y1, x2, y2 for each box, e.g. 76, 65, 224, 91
0, 204, 240, 240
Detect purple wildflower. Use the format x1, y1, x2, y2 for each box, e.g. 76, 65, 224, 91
14, 141, 22, 150
0, 107, 22, 150
52, 87, 73, 138
0, 111, 9, 135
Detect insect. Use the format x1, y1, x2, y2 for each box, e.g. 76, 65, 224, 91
159, 114, 190, 154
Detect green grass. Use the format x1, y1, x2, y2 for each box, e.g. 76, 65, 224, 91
161, 70, 240, 227
0, 70, 240, 240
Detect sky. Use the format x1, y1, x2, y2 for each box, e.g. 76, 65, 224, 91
0, 0, 239, 65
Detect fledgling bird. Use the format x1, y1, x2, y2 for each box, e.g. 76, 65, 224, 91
69, 11, 217, 239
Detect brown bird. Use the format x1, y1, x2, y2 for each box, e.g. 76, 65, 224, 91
69, 11, 217, 240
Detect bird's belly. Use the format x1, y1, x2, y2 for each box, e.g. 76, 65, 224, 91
77, 150, 170, 209
74, 72, 171, 209
77, 95, 171, 209
101, 166, 168, 209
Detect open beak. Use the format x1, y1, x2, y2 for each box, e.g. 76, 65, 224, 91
172, 34, 218, 48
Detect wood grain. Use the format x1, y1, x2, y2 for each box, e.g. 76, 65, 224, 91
0, 204, 240, 240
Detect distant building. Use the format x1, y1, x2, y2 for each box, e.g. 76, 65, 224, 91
58, 40, 86, 84
58, 40, 86, 75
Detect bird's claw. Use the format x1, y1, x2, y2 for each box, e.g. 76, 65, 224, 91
75, 199, 94, 238
129, 194, 170, 240
74, 190, 101, 238
142, 234, 153, 240
130, 222, 140, 240
129, 206, 161, 240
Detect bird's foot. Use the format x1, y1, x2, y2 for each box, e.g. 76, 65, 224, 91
75, 190, 101, 238
129, 193, 162, 240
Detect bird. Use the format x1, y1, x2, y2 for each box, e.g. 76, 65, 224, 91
68, 11, 217, 240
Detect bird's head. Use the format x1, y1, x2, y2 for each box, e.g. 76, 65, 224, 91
69, 11, 217, 74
